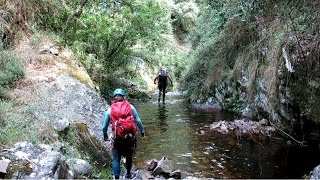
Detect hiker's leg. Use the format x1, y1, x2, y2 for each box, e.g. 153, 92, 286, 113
162, 85, 167, 103
112, 148, 121, 178
158, 90, 161, 102
125, 147, 134, 176
158, 86, 161, 102
158, 84, 163, 102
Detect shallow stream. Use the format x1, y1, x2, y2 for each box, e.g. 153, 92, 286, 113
131, 94, 319, 178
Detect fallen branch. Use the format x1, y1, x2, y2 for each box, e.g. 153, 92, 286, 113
270, 121, 306, 146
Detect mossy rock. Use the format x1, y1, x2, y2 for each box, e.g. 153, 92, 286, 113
73, 123, 111, 167
4, 159, 32, 179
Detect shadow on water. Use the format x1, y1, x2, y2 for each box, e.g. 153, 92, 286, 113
131, 94, 320, 179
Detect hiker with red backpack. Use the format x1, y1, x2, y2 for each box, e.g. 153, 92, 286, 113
102, 88, 145, 179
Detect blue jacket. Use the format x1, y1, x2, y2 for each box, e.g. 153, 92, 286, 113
102, 104, 145, 135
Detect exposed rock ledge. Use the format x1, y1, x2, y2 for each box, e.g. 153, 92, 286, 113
210, 119, 276, 137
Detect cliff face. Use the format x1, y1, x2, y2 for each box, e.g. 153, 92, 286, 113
211, 33, 320, 128
12, 36, 107, 134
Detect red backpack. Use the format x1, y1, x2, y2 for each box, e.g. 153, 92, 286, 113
110, 100, 138, 139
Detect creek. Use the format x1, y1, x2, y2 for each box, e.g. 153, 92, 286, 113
131, 93, 320, 179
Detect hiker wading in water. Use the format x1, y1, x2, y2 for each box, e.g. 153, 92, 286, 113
154, 69, 173, 104
102, 88, 145, 179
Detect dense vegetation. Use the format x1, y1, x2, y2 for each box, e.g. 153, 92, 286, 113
183, 0, 319, 101
0, 0, 319, 178
0, 0, 192, 156
31, 0, 190, 97
181, 0, 319, 141
0, 0, 191, 98
0, 40, 26, 144
1, 0, 319, 144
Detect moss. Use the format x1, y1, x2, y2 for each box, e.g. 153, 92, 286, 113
59, 123, 112, 178
68, 66, 95, 89
5, 159, 32, 178
74, 123, 111, 167
43, 59, 55, 66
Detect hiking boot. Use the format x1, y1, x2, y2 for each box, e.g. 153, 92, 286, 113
125, 173, 132, 179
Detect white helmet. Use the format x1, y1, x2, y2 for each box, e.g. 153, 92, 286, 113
160, 69, 167, 76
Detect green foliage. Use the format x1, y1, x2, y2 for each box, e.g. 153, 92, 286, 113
182, 0, 319, 102
0, 101, 39, 146
0, 86, 10, 100
32, 0, 182, 95
0, 43, 30, 147
288, 1, 319, 34
149, 41, 191, 85
168, 51, 190, 80
0, 100, 12, 125
77, 0, 172, 71
180, 57, 210, 101
0, 48, 25, 86
223, 94, 244, 114
59, 125, 82, 158
0, 0, 37, 48
91, 167, 112, 179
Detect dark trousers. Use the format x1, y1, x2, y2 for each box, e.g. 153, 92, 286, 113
158, 83, 167, 102
112, 136, 135, 177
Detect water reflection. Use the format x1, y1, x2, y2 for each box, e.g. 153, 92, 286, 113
158, 104, 168, 133
133, 95, 320, 178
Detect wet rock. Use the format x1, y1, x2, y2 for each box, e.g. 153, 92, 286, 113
139, 170, 154, 179
192, 103, 222, 112
170, 169, 182, 179
310, 165, 320, 179
155, 157, 173, 174
310, 164, 320, 179
141, 157, 181, 179
210, 119, 276, 137
146, 159, 158, 171
0, 141, 90, 179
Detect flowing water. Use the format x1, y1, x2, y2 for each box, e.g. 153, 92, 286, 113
131, 93, 320, 179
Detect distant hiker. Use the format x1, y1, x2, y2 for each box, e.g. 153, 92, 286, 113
154, 69, 173, 104
102, 88, 145, 179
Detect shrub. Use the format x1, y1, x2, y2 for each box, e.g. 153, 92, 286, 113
0, 49, 24, 86
0, 100, 39, 146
